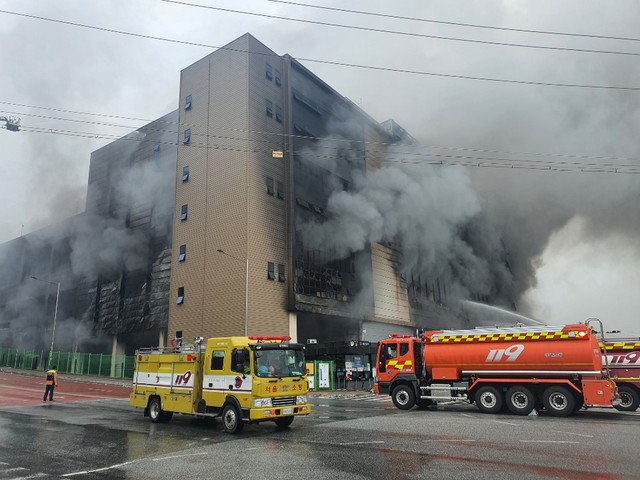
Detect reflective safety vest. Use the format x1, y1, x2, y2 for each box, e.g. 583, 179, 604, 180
45, 369, 57, 386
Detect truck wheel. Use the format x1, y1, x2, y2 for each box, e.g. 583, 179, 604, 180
275, 416, 294, 428
542, 386, 575, 417
222, 404, 244, 434
505, 385, 534, 415
391, 385, 415, 410
148, 397, 171, 423
615, 385, 640, 411
475, 386, 503, 414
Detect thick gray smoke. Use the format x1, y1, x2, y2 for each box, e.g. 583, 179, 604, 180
299, 138, 517, 306
0, 122, 176, 350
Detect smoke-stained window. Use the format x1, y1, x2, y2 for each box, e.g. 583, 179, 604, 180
276, 181, 284, 199
266, 177, 274, 196
278, 264, 286, 282
185, 94, 192, 110
182, 165, 190, 182
275, 69, 281, 86
176, 287, 184, 305
267, 262, 275, 280
179, 244, 186, 262
180, 204, 188, 221
183, 128, 191, 144
275, 105, 282, 123
265, 63, 273, 80
266, 100, 273, 118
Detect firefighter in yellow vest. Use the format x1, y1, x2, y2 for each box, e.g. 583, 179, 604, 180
43, 366, 58, 402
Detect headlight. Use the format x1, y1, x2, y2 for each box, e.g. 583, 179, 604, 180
296, 395, 307, 404
253, 397, 272, 408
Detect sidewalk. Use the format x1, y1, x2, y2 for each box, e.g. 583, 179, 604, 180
0, 367, 369, 395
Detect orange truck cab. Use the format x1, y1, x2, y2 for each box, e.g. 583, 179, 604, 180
375, 321, 620, 417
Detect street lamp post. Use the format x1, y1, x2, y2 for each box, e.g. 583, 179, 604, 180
216, 249, 249, 336
30, 276, 60, 368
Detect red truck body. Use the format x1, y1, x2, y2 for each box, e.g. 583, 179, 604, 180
374, 322, 619, 417
603, 338, 640, 411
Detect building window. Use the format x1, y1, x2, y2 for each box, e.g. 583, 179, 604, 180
266, 63, 273, 80
266, 177, 274, 196
180, 204, 188, 221
183, 128, 191, 144
176, 287, 184, 305
275, 105, 282, 123
185, 94, 192, 110
276, 181, 284, 199
182, 165, 190, 182
268, 262, 275, 280
278, 264, 286, 282
266, 100, 273, 118
179, 244, 186, 262
275, 69, 281, 86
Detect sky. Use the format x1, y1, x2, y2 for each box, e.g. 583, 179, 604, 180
0, 0, 639, 333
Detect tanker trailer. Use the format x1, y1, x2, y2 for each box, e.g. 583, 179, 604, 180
374, 321, 619, 417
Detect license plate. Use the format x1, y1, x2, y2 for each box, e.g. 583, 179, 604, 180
283, 407, 292, 415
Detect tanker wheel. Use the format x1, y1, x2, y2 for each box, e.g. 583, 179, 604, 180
222, 404, 244, 434
391, 385, 415, 410
542, 386, 575, 417
615, 385, 640, 412
505, 385, 534, 416
475, 386, 503, 414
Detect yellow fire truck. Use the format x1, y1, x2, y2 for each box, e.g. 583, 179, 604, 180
130, 335, 311, 433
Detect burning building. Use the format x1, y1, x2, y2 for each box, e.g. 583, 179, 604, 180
0, 34, 519, 374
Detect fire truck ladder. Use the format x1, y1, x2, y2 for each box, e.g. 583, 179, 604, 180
586, 318, 611, 379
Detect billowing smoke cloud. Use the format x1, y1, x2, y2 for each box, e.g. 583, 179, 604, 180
0, 118, 177, 351
298, 137, 517, 308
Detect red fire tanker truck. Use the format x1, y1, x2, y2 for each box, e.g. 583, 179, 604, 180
603, 337, 640, 411
374, 320, 619, 417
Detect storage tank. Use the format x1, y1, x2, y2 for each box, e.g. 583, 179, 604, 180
423, 324, 604, 380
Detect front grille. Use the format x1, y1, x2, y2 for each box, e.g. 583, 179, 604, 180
272, 396, 296, 406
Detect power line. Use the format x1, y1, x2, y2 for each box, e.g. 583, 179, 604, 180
17, 124, 640, 175
161, 0, 640, 58
6, 104, 640, 167
2, 9, 640, 91
266, 0, 640, 44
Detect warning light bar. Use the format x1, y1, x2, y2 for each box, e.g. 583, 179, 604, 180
249, 335, 292, 342
389, 333, 412, 338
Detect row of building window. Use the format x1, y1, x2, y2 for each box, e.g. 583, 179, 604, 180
266, 177, 284, 199
266, 100, 283, 123
265, 63, 282, 86
175, 262, 285, 304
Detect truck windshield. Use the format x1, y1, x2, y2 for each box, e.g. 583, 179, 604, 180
254, 348, 305, 378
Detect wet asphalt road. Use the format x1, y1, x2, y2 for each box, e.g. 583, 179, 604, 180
0, 389, 639, 480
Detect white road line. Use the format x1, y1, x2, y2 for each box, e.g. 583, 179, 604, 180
338, 441, 385, 446
152, 452, 207, 461
423, 439, 476, 443
551, 430, 593, 438
318, 416, 331, 419
461, 413, 474, 418
519, 440, 579, 444
61, 460, 138, 477
492, 420, 519, 426
11, 473, 48, 479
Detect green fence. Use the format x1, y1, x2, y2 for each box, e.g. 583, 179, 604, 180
0, 348, 135, 379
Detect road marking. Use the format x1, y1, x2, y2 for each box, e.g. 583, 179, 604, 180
152, 452, 207, 461
519, 440, 579, 444
338, 441, 385, 446
551, 430, 593, 438
62, 460, 137, 476
461, 413, 474, 418
423, 439, 476, 443
318, 416, 331, 419
11, 474, 48, 479
492, 420, 519, 426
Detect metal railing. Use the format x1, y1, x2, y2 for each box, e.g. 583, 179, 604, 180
0, 348, 135, 379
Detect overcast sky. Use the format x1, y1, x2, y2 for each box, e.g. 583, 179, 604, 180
1, 0, 639, 333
